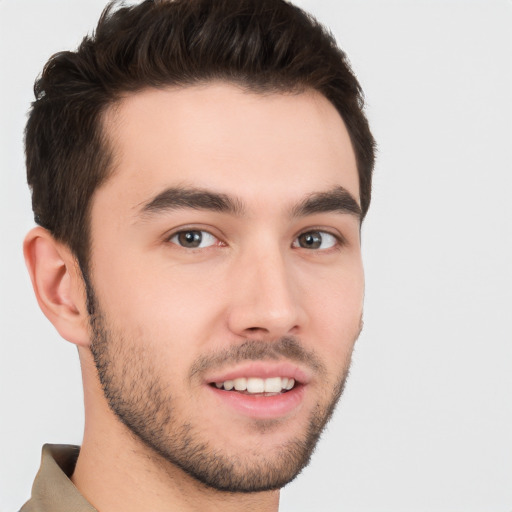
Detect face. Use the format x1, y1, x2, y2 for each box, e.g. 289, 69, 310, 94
86, 83, 364, 492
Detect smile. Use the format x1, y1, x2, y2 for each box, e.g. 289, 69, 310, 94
211, 376, 296, 394
204, 362, 309, 419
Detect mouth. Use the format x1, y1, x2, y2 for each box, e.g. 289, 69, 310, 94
209, 376, 296, 396
204, 363, 308, 419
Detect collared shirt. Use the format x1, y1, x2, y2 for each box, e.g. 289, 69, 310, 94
20, 444, 97, 512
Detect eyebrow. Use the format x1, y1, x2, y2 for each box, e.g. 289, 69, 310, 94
137, 185, 361, 221
291, 186, 361, 220
139, 186, 245, 217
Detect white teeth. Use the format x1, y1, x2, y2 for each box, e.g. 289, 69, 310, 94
264, 377, 282, 393
247, 378, 265, 393
233, 378, 247, 391
214, 376, 296, 393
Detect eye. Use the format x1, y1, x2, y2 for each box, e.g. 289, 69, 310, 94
169, 230, 218, 249
293, 230, 338, 250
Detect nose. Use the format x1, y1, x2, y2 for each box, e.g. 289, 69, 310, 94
226, 242, 305, 339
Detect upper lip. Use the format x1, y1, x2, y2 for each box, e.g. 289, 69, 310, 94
204, 361, 312, 385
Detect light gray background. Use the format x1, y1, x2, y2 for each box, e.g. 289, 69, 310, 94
1, 1, 511, 511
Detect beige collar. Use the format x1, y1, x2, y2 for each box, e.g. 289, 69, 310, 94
21, 444, 96, 512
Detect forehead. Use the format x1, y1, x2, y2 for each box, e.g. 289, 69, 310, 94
97, 83, 359, 216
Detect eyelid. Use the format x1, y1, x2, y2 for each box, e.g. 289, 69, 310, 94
170, 230, 217, 249
163, 225, 347, 250
293, 228, 347, 250
164, 225, 226, 247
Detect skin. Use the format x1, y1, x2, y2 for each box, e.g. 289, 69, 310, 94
24, 83, 364, 512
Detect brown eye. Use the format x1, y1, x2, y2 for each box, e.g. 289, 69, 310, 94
293, 231, 337, 250
170, 230, 217, 248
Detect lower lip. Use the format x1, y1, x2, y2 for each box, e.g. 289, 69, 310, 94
208, 384, 306, 419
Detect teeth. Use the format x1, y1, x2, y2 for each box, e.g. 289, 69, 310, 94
213, 377, 296, 393
285, 378, 295, 390
234, 378, 247, 391
247, 378, 265, 393
264, 377, 282, 393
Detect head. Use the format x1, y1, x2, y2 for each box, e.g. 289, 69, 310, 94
24, 0, 375, 495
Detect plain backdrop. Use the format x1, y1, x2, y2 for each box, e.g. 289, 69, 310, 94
1, 1, 511, 511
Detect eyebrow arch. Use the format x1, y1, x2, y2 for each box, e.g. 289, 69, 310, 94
291, 186, 362, 220
138, 186, 245, 217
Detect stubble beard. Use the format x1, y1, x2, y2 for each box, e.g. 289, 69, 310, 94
86, 284, 353, 493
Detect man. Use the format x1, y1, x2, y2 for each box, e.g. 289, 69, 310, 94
20, 0, 375, 510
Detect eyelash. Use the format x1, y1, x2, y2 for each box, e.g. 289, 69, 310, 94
167, 227, 345, 252
292, 230, 343, 251
167, 229, 223, 249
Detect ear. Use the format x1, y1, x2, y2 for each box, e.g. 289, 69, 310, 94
23, 227, 90, 347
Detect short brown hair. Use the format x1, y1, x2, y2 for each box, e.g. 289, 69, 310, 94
25, 0, 375, 269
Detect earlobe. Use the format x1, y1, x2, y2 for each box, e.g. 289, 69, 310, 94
23, 227, 90, 347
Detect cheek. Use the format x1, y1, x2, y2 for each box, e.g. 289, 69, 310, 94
304, 264, 364, 358
94, 248, 211, 313
92, 256, 227, 357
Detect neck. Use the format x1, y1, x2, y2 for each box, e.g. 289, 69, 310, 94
72, 350, 280, 512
